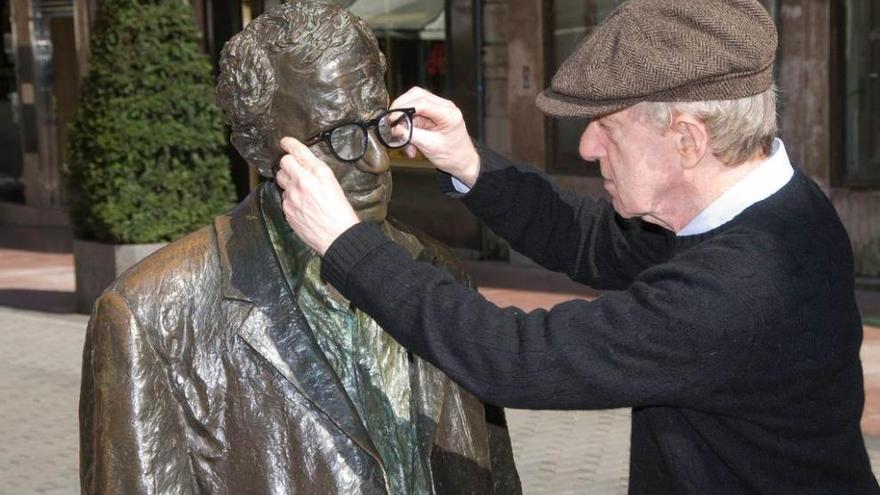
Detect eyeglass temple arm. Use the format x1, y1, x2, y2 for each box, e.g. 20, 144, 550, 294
384, 107, 416, 126
302, 135, 323, 146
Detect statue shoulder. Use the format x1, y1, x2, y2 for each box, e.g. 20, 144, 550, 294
386, 217, 474, 288
108, 225, 221, 306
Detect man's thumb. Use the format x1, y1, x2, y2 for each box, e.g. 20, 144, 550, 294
409, 127, 444, 156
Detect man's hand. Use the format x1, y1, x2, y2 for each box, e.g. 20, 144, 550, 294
275, 137, 360, 256
391, 87, 481, 187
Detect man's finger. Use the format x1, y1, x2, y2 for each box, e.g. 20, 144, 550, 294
391, 86, 437, 108
280, 136, 307, 155
295, 141, 331, 172
411, 104, 450, 128
391, 96, 454, 127
395, 86, 455, 108
409, 126, 444, 154
275, 167, 290, 189
277, 154, 303, 184
280, 136, 329, 174
279, 138, 313, 171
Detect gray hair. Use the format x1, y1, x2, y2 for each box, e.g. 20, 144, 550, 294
635, 85, 778, 166
216, 1, 386, 177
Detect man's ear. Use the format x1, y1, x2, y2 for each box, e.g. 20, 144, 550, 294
671, 113, 708, 169
231, 131, 276, 177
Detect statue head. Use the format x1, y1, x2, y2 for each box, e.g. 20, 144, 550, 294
217, 1, 393, 221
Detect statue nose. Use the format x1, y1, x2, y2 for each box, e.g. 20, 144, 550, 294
355, 131, 390, 174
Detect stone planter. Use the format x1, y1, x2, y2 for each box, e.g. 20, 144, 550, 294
73, 240, 166, 314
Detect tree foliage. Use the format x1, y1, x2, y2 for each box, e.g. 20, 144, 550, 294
66, 0, 235, 243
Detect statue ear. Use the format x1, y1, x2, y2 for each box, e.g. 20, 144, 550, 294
231, 131, 276, 177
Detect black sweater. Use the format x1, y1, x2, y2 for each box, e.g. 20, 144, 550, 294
321, 144, 879, 493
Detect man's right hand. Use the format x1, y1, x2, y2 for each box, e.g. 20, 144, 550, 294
391, 87, 481, 187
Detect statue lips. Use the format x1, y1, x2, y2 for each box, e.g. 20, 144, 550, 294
344, 173, 391, 212
348, 183, 385, 206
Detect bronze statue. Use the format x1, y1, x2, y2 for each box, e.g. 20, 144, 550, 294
78, 2, 521, 493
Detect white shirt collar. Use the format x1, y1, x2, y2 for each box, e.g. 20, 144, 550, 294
677, 138, 793, 237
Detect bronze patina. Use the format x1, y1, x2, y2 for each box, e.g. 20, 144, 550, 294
79, 2, 521, 493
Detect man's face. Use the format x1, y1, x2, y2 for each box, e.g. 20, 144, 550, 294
268, 35, 391, 222
578, 107, 685, 226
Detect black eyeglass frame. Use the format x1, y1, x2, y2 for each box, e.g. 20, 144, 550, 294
303, 107, 417, 162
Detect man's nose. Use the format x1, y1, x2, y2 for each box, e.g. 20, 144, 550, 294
579, 120, 606, 162
356, 131, 390, 174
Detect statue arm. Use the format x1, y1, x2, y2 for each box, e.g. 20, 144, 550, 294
79, 290, 195, 495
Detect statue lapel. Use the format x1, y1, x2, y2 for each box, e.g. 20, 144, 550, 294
214, 184, 383, 468
384, 223, 451, 472
411, 356, 448, 486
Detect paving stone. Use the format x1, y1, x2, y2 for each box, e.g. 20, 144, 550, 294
0, 307, 86, 495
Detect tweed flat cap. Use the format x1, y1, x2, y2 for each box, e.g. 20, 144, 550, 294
537, 0, 777, 118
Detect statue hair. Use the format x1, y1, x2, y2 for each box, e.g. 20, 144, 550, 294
216, 1, 386, 177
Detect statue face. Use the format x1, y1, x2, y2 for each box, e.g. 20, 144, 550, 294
268, 36, 392, 222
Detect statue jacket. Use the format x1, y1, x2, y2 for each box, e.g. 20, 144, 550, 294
79, 182, 521, 495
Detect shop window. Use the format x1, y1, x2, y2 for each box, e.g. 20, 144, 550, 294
839, 0, 880, 186
345, 0, 448, 168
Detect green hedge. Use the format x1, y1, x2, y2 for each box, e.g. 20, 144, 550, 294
66, 0, 234, 244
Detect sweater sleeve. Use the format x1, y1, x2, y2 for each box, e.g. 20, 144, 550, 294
322, 222, 739, 411
440, 143, 675, 290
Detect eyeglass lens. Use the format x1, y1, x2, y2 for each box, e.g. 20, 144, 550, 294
329, 124, 365, 162
327, 110, 413, 161
377, 110, 412, 148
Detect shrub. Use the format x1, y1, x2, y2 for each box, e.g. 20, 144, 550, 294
66, 0, 235, 243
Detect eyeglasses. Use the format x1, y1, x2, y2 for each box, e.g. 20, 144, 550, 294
303, 108, 416, 162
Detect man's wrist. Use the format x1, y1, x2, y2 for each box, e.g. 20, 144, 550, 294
450, 176, 472, 194
455, 148, 481, 188
320, 217, 359, 255
320, 222, 392, 293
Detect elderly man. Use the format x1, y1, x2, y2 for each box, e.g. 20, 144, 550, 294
79, 2, 520, 494
276, 0, 880, 492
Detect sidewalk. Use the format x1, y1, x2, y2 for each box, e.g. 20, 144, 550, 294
1, 248, 879, 494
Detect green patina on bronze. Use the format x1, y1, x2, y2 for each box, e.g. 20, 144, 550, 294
262, 185, 429, 494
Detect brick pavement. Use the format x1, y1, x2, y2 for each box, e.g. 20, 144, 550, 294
0, 307, 87, 495
1, 248, 880, 494
507, 408, 631, 494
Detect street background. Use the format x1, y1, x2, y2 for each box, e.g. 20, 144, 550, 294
2, 247, 880, 494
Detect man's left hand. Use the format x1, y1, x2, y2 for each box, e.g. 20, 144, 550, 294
275, 137, 360, 255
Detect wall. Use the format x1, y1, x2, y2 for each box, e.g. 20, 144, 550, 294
482, 0, 510, 155
778, 0, 880, 276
